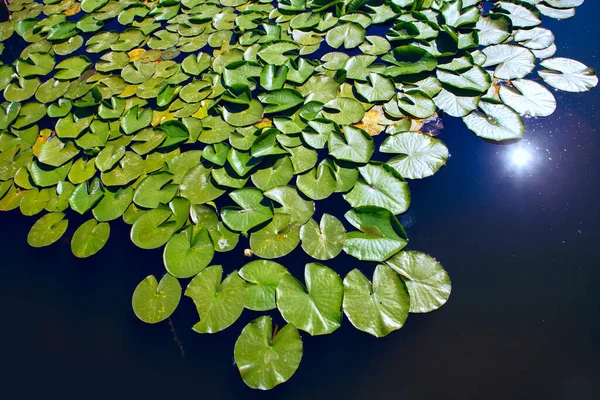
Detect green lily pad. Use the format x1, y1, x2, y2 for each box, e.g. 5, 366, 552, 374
276, 262, 343, 336
328, 126, 373, 164
163, 227, 214, 279
15, 53, 55, 78
380, 132, 449, 179
34, 136, 79, 167
4, 76, 40, 102
71, 219, 111, 258
355, 73, 395, 103
382, 45, 437, 76
343, 206, 408, 262
251, 156, 295, 191
92, 186, 134, 222
223, 100, 264, 127
69, 178, 104, 214
221, 188, 273, 233
20, 188, 51, 216
133, 172, 178, 209
132, 274, 181, 324
35, 78, 70, 103
326, 22, 365, 49
296, 161, 337, 200
130, 207, 177, 250
343, 163, 410, 214
321, 97, 365, 125
343, 264, 410, 337
27, 212, 69, 248
180, 163, 225, 205
185, 265, 247, 334
259, 89, 304, 113
238, 260, 289, 311
386, 251, 451, 313
234, 316, 303, 390
299, 214, 346, 260
263, 185, 314, 225
101, 152, 144, 186
463, 101, 525, 141
249, 213, 300, 259
54, 56, 92, 80
257, 41, 300, 66
54, 35, 84, 56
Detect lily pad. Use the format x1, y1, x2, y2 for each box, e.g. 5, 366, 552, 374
343, 206, 408, 262
132, 274, 181, 324
343, 163, 410, 215
263, 186, 314, 225
27, 212, 69, 248
380, 132, 449, 179
185, 265, 247, 334
342, 264, 410, 337
221, 188, 273, 233
163, 227, 214, 279
386, 251, 452, 313
328, 126, 373, 163
234, 316, 303, 390
71, 219, 111, 258
238, 260, 289, 311
538, 57, 598, 93
299, 214, 346, 260
276, 262, 344, 336
249, 213, 300, 259
463, 101, 525, 141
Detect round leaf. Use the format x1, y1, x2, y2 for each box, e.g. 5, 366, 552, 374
132, 274, 181, 324
238, 260, 289, 311
386, 251, 452, 313
71, 219, 110, 258
234, 316, 302, 390
276, 263, 343, 336
343, 264, 410, 337
27, 212, 69, 248
185, 265, 247, 334
299, 214, 346, 260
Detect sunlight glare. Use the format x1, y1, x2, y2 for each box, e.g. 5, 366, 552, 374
510, 147, 532, 167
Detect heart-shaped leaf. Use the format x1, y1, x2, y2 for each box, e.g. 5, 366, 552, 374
343, 264, 410, 337
299, 214, 346, 260
386, 251, 452, 313
27, 212, 69, 248
132, 274, 181, 324
234, 316, 303, 390
343, 206, 408, 262
276, 262, 343, 336
249, 213, 300, 259
185, 265, 247, 334
238, 260, 289, 311
71, 219, 111, 258
163, 227, 214, 279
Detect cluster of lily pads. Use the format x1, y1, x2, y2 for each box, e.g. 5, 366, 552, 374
0, 0, 597, 390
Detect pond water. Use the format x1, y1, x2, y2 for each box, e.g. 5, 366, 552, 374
0, 2, 599, 399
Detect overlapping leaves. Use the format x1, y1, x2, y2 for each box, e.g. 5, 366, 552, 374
0, 0, 596, 392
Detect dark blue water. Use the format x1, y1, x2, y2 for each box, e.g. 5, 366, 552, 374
1, 3, 599, 399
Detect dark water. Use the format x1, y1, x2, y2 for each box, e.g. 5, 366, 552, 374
1, 3, 600, 400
